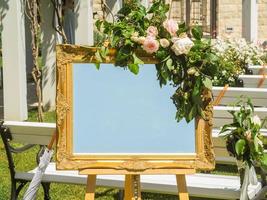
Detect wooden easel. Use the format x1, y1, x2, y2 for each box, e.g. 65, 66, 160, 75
82, 170, 194, 200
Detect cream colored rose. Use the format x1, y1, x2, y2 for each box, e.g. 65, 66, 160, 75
160, 38, 170, 48
137, 36, 146, 45
171, 37, 194, 56
130, 32, 140, 42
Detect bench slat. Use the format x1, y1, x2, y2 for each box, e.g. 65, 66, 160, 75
4, 121, 55, 135
212, 87, 267, 107
239, 75, 267, 88
213, 106, 267, 128
248, 65, 266, 75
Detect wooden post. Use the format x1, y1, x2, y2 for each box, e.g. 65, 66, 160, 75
74, 0, 94, 45
85, 175, 96, 200
176, 174, 189, 200
1, 0, 28, 121
124, 175, 141, 200
40, 0, 60, 111
242, 0, 258, 42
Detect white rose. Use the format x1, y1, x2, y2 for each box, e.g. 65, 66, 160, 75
252, 115, 261, 127
171, 37, 194, 56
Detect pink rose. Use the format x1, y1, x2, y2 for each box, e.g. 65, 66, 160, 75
146, 26, 158, 38
163, 19, 178, 36
142, 37, 159, 54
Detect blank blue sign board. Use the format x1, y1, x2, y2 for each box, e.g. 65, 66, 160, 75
73, 63, 195, 154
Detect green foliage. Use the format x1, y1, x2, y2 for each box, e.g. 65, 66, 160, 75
94, 0, 219, 123
220, 98, 267, 169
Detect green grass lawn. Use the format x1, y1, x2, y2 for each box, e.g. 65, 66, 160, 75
0, 110, 235, 200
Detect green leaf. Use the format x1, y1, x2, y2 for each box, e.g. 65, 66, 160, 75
133, 53, 144, 65
95, 63, 100, 70
203, 77, 212, 90
95, 20, 103, 31
128, 64, 139, 75
260, 154, 267, 172
191, 26, 203, 40
188, 105, 197, 122
100, 46, 109, 58
166, 58, 174, 70
235, 139, 246, 156
220, 124, 235, 135
95, 51, 102, 61
254, 136, 261, 153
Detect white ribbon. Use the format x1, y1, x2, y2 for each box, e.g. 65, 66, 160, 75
240, 165, 260, 200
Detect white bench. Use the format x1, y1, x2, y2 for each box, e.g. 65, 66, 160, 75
248, 65, 266, 75
1, 121, 264, 200
213, 106, 267, 128
239, 75, 266, 88
212, 87, 267, 107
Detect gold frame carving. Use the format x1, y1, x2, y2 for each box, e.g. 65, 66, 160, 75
56, 44, 215, 174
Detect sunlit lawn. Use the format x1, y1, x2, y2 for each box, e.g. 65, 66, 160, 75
0, 110, 236, 199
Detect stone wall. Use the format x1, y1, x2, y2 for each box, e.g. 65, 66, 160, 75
258, 0, 267, 41
216, 0, 242, 39
93, 0, 104, 21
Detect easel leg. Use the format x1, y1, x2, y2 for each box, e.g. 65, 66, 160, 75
85, 175, 96, 200
176, 174, 189, 200
124, 175, 141, 200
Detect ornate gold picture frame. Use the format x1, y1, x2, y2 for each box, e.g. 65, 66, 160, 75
56, 44, 215, 174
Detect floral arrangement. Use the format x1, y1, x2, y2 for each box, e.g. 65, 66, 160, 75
212, 38, 266, 87
95, 0, 219, 122
220, 98, 267, 170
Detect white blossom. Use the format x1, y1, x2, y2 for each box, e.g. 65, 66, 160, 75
251, 115, 261, 127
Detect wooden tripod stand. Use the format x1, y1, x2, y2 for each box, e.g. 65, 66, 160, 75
83, 169, 194, 200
